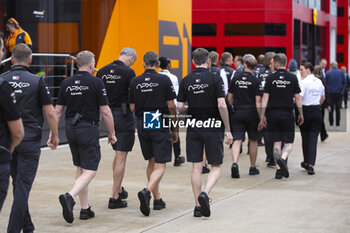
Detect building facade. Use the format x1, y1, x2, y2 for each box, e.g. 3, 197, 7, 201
192, 0, 349, 69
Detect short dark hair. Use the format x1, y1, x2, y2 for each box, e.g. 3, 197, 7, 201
302, 61, 314, 73
273, 53, 287, 67
143, 51, 159, 67
159, 56, 171, 69
220, 52, 233, 64
264, 52, 275, 68
12, 43, 32, 63
209, 51, 219, 64
245, 57, 257, 70
235, 56, 243, 64
192, 48, 209, 66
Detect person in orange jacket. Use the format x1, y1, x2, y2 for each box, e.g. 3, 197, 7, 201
4, 18, 32, 58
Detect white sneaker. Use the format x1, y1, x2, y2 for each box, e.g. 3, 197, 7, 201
329, 126, 334, 130
336, 126, 341, 131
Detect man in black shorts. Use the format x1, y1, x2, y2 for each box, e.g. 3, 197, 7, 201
228, 57, 262, 178
56, 51, 117, 223
96, 47, 137, 209
2, 44, 59, 233
128, 51, 177, 216
259, 53, 304, 179
0, 38, 24, 212
178, 48, 233, 218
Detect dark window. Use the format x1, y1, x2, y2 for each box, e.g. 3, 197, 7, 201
337, 53, 344, 63
224, 23, 286, 36
337, 7, 344, 17
192, 24, 216, 36
224, 47, 286, 58
337, 34, 344, 44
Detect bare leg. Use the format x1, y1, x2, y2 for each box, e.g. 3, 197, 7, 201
191, 162, 203, 206
248, 139, 258, 167
231, 140, 242, 163
273, 142, 282, 169
203, 164, 221, 195
146, 160, 166, 200
68, 167, 96, 209
111, 151, 128, 199
281, 143, 293, 160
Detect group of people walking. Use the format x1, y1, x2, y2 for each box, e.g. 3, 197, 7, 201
0, 40, 347, 233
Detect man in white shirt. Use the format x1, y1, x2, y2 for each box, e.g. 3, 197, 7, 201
159, 57, 185, 166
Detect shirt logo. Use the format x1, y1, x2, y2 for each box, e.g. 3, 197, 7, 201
136, 82, 159, 92
110, 70, 115, 74
66, 85, 89, 95
242, 77, 247, 80
143, 110, 162, 129
279, 76, 284, 79
101, 74, 121, 84
75, 80, 80, 84
272, 80, 291, 88
10, 92, 16, 104
12, 76, 19, 80
145, 77, 151, 81
196, 79, 201, 83
9, 82, 30, 89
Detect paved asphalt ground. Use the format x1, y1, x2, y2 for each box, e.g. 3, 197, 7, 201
0, 108, 349, 232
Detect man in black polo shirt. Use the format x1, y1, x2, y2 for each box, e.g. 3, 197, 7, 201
56, 51, 116, 224
96, 47, 137, 209
128, 51, 177, 217
2, 44, 59, 233
177, 48, 233, 218
228, 57, 262, 178
259, 53, 303, 179
0, 39, 24, 212
220, 52, 235, 84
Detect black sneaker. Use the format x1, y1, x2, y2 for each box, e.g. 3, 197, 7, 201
22, 223, 35, 233
59, 192, 75, 223
320, 134, 328, 142
79, 206, 95, 220
198, 192, 210, 217
202, 164, 210, 174
307, 167, 315, 175
108, 197, 127, 209
153, 198, 166, 210
277, 158, 289, 178
174, 156, 185, 166
267, 160, 276, 168
249, 167, 260, 175
275, 169, 283, 179
231, 163, 240, 178
300, 161, 308, 170
137, 188, 151, 216
193, 206, 202, 217
119, 186, 128, 200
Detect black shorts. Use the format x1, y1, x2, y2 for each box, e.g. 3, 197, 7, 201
230, 109, 259, 141
66, 121, 101, 171
137, 120, 172, 163
111, 109, 135, 152
186, 127, 224, 165
0, 161, 10, 210
266, 109, 295, 143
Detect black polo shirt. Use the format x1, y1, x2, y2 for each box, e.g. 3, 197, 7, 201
96, 60, 136, 108
1, 65, 52, 133
178, 67, 225, 119
264, 69, 301, 110
57, 71, 109, 122
0, 79, 20, 161
229, 71, 262, 107
128, 69, 176, 117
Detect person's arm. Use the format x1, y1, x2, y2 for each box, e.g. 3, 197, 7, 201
218, 97, 233, 144
227, 92, 234, 106
320, 95, 326, 105
177, 102, 187, 114
129, 103, 135, 113
168, 100, 178, 143
100, 105, 117, 144
7, 119, 24, 152
220, 69, 228, 95
294, 93, 304, 126
43, 104, 59, 150
258, 93, 269, 131
256, 95, 262, 119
